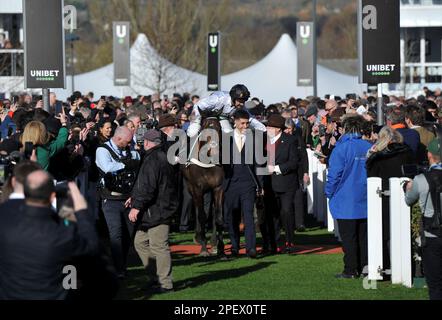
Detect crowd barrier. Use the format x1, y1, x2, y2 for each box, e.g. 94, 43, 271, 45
307, 149, 413, 287
367, 177, 412, 287
306, 149, 339, 238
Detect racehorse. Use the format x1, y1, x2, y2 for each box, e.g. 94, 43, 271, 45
181, 114, 225, 257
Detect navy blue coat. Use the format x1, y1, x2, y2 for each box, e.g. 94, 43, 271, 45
0, 201, 98, 300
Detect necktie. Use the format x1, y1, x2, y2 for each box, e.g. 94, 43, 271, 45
236, 134, 244, 152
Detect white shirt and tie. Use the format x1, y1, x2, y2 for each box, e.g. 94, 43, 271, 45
234, 129, 246, 152
268, 132, 282, 175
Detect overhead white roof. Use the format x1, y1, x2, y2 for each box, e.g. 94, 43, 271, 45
222, 34, 365, 103
7, 33, 366, 103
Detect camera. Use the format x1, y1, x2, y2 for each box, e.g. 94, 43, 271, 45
135, 126, 148, 145
55, 181, 74, 218
318, 124, 327, 137
0, 151, 23, 187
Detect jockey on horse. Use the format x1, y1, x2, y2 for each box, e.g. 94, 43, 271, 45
187, 84, 266, 138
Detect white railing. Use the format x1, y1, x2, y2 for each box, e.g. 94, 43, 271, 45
307, 150, 413, 287
367, 177, 413, 288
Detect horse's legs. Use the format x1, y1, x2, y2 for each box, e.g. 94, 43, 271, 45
211, 186, 225, 257
194, 191, 209, 256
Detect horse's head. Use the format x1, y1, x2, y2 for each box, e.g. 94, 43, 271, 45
199, 116, 222, 162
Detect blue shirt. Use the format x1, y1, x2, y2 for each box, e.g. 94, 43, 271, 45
95, 139, 140, 174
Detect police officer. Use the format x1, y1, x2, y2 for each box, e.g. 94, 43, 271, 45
405, 137, 442, 300
96, 126, 140, 279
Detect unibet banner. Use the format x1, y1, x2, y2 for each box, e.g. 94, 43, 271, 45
297, 22, 314, 87
207, 32, 221, 91
113, 21, 130, 86
24, 0, 66, 89
358, 0, 400, 84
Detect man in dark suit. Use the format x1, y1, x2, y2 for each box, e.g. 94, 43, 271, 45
223, 109, 264, 258
261, 114, 299, 254
0, 170, 98, 300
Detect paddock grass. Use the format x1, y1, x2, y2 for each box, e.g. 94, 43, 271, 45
117, 227, 428, 300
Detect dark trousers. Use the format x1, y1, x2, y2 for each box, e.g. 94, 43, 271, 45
422, 237, 442, 300
294, 187, 306, 228
261, 188, 296, 248
276, 191, 296, 244
224, 184, 256, 252
337, 219, 368, 275
102, 199, 134, 274
261, 190, 280, 251
179, 179, 194, 231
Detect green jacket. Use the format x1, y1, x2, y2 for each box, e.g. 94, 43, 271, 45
37, 127, 69, 171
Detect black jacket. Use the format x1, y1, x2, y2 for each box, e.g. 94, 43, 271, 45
264, 132, 300, 193
366, 143, 416, 183
223, 130, 264, 192
292, 129, 309, 182
131, 144, 179, 230
366, 142, 416, 233
0, 201, 98, 300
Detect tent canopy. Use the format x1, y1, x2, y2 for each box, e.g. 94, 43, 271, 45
12, 33, 365, 103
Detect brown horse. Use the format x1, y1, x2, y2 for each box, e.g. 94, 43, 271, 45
181, 115, 225, 257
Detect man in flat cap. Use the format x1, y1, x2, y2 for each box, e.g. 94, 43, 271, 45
128, 129, 178, 294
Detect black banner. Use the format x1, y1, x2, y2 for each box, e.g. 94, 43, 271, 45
358, 0, 400, 84
113, 21, 130, 86
23, 0, 66, 89
207, 32, 221, 91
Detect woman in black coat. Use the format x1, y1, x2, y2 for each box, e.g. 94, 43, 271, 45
366, 126, 416, 272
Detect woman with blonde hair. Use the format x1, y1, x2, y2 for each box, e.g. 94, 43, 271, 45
20, 113, 68, 170
366, 126, 415, 273
20, 121, 48, 149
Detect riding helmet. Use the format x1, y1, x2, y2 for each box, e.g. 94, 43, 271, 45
229, 84, 250, 103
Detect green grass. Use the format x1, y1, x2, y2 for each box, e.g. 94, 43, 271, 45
117, 227, 429, 300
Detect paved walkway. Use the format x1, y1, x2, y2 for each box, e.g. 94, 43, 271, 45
171, 244, 343, 256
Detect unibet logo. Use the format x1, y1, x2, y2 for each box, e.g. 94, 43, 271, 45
366, 64, 395, 76
209, 35, 218, 49
299, 25, 311, 45
116, 25, 127, 45
30, 70, 60, 81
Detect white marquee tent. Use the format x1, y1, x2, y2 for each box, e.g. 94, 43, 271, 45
3, 33, 366, 103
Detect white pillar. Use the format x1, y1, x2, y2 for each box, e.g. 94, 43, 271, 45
389, 178, 412, 287
367, 177, 383, 281
307, 149, 315, 215
420, 27, 426, 85
400, 30, 406, 92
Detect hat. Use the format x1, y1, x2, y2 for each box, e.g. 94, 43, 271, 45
124, 96, 133, 104
304, 105, 318, 118
143, 129, 162, 144
266, 114, 286, 129
0, 139, 20, 155
158, 114, 177, 129
428, 138, 441, 156
43, 117, 62, 136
